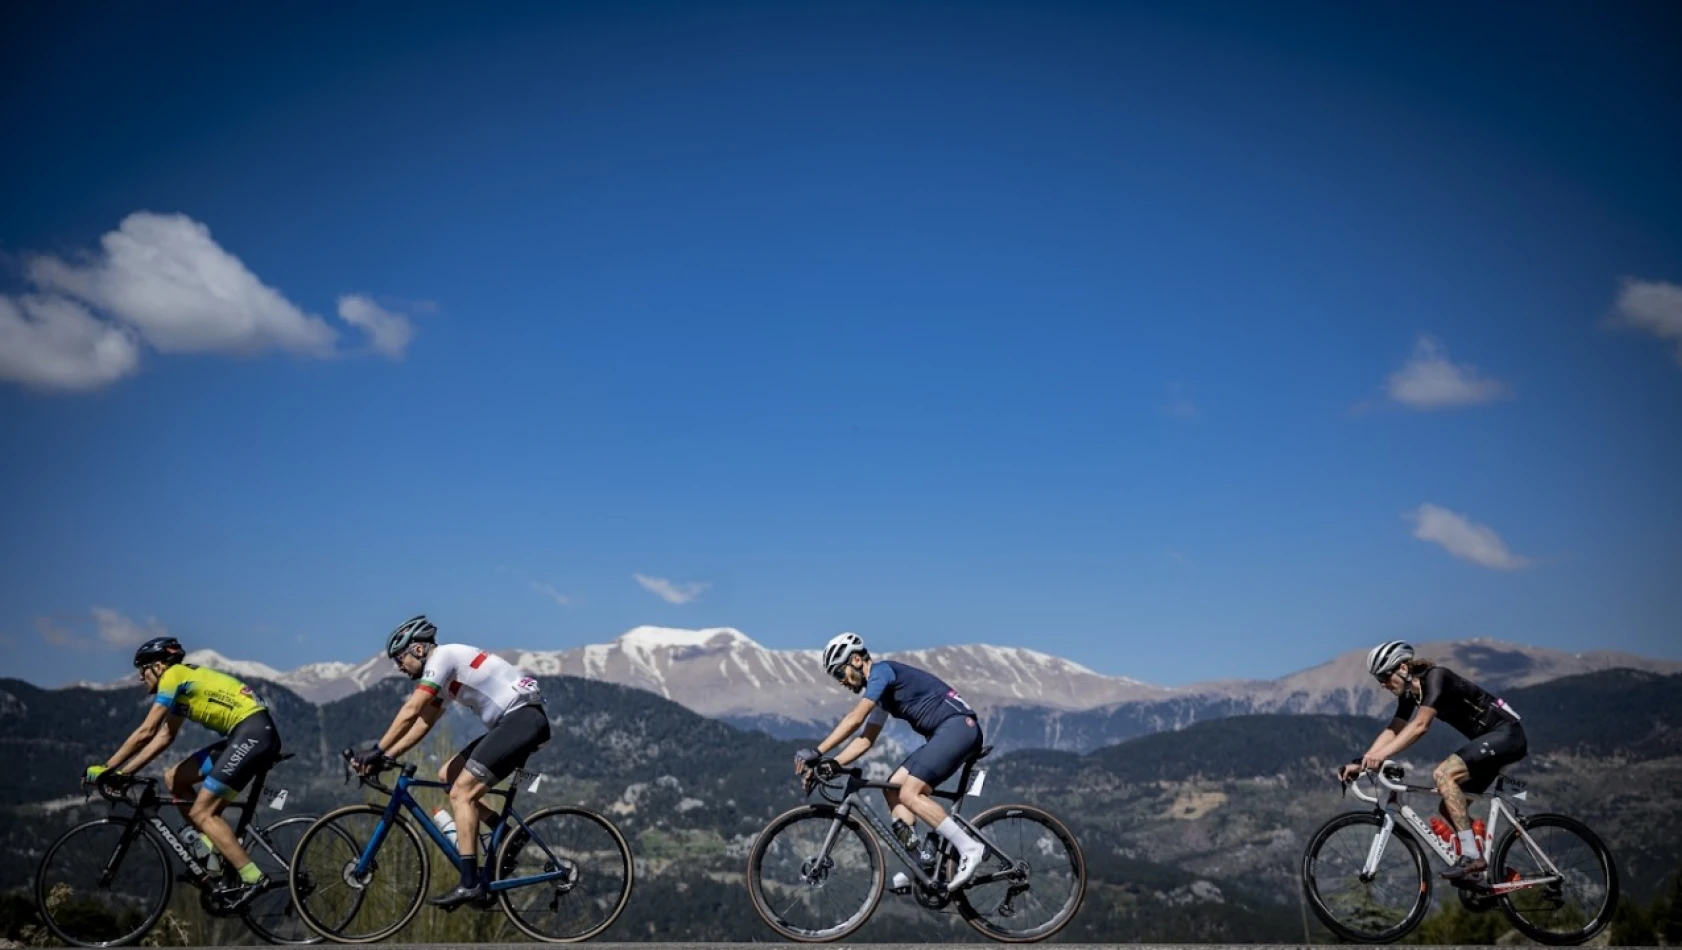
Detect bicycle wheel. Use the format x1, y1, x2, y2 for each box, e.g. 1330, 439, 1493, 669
239, 815, 336, 945
494, 806, 634, 943
1490, 813, 1618, 945
34, 817, 172, 948
288, 804, 430, 943
955, 804, 1085, 942
1301, 811, 1431, 943
746, 804, 884, 942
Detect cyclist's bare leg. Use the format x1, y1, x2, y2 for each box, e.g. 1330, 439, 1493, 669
1432, 756, 1474, 832
439, 753, 501, 834
189, 788, 254, 869
447, 769, 493, 865
163, 758, 199, 826
888, 769, 948, 828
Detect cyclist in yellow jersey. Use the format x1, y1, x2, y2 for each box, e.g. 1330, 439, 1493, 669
85, 637, 284, 910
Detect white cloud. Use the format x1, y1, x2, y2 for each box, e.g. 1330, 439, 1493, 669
531, 582, 573, 608
1608, 277, 1682, 365
338, 295, 415, 358
0, 294, 141, 390
28, 213, 338, 355
1, 211, 418, 393
36, 607, 166, 651
1405, 503, 1531, 571
1385, 336, 1510, 410
634, 573, 710, 605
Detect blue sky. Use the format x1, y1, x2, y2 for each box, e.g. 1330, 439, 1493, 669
3, 1, 1679, 689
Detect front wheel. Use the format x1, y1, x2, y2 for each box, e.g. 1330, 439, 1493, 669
1491, 813, 1618, 945
494, 806, 634, 943
955, 804, 1085, 943
288, 804, 430, 944
746, 804, 884, 942
1301, 811, 1431, 943
34, 817, 172, 948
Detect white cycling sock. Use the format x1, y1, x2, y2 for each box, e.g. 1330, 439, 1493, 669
1457, 829, 1479, 858
936, 817, 984, 856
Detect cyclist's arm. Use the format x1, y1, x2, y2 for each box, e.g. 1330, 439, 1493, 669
1369, 709, 1436, 763
817, 698, 877, 757
118, 712, 185, 774
103, 702, 174, 773
383, 696, 445, 759
1359, 716, 1410, 760
831, 716, 885, 767
375, 686, 441, 758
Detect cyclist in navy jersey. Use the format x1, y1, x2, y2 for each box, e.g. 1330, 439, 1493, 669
795, 633, 988, 890
1340, 640, 1528, 883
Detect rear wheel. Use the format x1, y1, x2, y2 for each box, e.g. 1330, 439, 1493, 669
1491, 813, 1617, 945
955, 804, 1085, 942
494, 806, 634, 943
240, 815, 333, 945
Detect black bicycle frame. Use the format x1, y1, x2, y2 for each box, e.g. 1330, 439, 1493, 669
817, 756, 1011, 893
99, 762, 281, 888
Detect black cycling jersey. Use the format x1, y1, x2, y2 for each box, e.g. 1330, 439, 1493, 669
1394, 666, 1520, 739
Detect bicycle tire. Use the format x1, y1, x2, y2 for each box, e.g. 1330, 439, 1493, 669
34, 816, 172, 948
746, 803, 884, 942
1490, 813, 1618, 945
493, 805, 635, 943
955, 803, 1086, 943
1301, 811, 1431, 943
288, 804, 430, 944
240, 815, 332, 945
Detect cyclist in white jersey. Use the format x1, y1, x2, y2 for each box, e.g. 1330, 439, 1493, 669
352, 615, 550, 908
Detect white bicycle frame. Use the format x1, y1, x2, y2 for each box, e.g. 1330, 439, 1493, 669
1347, 759, 1565, 896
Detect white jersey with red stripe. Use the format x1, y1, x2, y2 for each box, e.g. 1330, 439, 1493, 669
418, 643, 543, 729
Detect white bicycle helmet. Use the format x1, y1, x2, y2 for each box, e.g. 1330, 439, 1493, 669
1366, 639, 1414, 677
823, 632, 867, 678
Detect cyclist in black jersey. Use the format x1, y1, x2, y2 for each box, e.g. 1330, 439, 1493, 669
1340, 640, 1528, 882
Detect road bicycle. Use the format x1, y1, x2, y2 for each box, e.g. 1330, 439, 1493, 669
1301, 760, 1617, 945
746, 744, 1085, 943
34, 754, 320, 947
287, 749, 633, 943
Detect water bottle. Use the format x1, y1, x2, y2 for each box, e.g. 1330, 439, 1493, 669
432, 808, 458, 847
181, 824, 221, 874
917, 832, 940, 872
1428, 816, 1456, 853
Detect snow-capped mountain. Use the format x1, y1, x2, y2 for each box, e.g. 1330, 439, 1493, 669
90, 628, 1682, 731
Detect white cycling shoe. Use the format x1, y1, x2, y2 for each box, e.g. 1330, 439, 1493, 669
946, 845, 986, 891
890, 871, 913, 894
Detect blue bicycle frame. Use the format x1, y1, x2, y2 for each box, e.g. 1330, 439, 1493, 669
353, 764, 571, 893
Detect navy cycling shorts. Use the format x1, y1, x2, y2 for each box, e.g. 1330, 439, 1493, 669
900, 715, 982, 787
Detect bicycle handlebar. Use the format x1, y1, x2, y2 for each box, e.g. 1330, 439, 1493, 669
84, 774, 157, 808
341, 747, 409, 795
1343, 760, 1407, 803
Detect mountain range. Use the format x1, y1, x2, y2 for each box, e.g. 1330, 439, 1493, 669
71, 626, 1682, 753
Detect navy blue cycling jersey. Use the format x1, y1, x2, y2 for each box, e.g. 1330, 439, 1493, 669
863, 660, 976, 738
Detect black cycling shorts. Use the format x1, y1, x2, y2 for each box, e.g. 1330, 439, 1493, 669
1455, 721, 1527, 795
461, 704, 551, 784
900, 715, 983, 787
192, 710, 282, 801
